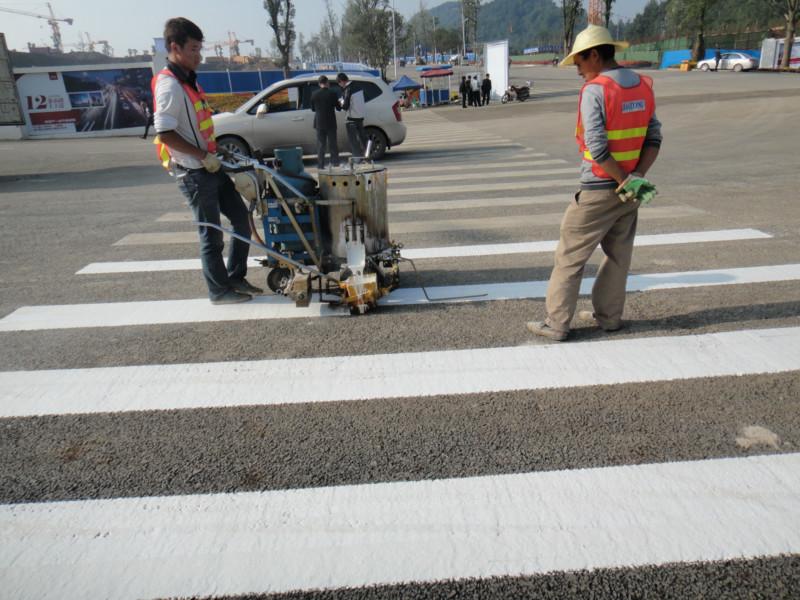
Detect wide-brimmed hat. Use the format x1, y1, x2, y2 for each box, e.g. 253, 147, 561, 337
560, 24, 629, 66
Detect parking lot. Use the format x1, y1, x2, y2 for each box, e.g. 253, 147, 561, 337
1, 66, 799, 598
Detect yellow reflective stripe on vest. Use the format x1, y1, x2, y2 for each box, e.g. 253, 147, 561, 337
199, 117, 214, 131
583, 149, 642, 162
193, 100, 204, 111
606, 126, 648, 141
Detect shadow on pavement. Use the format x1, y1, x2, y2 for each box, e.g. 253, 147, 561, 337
0, 165, 165, 192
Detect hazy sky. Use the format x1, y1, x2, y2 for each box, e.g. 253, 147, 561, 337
1, 0, 649, 54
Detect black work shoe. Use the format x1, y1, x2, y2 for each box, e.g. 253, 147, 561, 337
526, 320, 568, 341
210, 290, 253, 305
230, 278, 264, 295
577, 310, 623, 332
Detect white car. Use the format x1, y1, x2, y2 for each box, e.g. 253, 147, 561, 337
212, 73, 406, 160
697, 52, 758, 72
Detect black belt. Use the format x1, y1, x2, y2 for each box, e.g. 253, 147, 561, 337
174, 163, 205, 173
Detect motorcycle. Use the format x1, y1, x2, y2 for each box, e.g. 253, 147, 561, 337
501, 81, 531, 103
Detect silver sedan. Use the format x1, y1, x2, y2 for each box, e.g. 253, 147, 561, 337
697, 52, 759, 72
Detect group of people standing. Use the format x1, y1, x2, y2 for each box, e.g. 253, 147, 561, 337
460, 74, 492, 108
309, 73, 368, 170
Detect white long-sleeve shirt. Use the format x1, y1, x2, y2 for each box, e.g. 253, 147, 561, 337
153, 71, 209, 169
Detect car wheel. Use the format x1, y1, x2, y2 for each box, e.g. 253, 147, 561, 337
365, 127, 387, 160
700, 63, 710, 71
217, 135, 251, 157
733, 64, 743, 72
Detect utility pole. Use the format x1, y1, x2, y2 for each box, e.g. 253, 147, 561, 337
432, 16, 437, 63
392, 0, 397, 79
460, 1, 466, 62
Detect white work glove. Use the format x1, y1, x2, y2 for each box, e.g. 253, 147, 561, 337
201, 152, 221, 173
233, 172, 257, 201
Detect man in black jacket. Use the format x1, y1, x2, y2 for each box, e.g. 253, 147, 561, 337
481, 74, 492, 106
459, 76, 468, 108
310, 75, 340, 169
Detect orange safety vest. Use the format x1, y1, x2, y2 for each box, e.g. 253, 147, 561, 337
575, 73, 654, 180
150, 67, 217, 170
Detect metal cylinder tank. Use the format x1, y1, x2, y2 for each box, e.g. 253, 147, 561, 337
317, 164, 389, 260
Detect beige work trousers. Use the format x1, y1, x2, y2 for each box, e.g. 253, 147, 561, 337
544, 188, 639, 333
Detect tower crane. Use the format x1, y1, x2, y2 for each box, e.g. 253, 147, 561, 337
209, 32, 254, 60
0, 2, 74, 52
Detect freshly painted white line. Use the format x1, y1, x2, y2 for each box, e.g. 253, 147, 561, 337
78, 229, 771, 274
16, 263, 799, 333
383, 263, 800, 304
391, 178, 578, 195
400, 140, 516, 150
389, 167, 578, 184
2, 454, 798, 600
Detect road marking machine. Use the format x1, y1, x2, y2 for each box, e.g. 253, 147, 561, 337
202, 146, 479, 315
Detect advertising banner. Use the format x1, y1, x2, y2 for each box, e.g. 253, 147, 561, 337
15, 63, 153, 137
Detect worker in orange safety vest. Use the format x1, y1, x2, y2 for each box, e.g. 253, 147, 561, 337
527, 25, 663, 341
152, 17, 261, 305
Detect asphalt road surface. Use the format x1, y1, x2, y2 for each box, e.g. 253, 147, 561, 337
1, 67, 799, 599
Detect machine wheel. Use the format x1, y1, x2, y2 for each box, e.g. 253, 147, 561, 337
267, 267, 292, 293
700, 63, 710, 71
365, 128, 387, 160
217, 135, 251, 157
501, 93, 510, 104
733, 64, 743, 72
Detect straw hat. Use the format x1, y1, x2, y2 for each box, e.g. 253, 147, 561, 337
560, 24, 629, 67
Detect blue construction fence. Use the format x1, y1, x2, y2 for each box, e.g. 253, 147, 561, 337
660, 48, 760, 69
196, 68, 381, 94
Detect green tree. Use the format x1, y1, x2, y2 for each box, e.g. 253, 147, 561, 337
562, 0, 584, 54
769, 0, 799, 68
341, 0, 401, 78
668, 0, 720, 62
264, 0, 296, 78
603, 0, 615, 27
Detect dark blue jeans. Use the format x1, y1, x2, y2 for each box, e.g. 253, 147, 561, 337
177, 169, 251, 299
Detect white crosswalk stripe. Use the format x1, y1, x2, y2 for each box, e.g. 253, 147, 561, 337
7, 263, 800, 331
76, 229, 772, 274
2, 327, 798, 417
2, 453, 798, 600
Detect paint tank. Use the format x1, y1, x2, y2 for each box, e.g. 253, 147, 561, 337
317, 164, 390, 260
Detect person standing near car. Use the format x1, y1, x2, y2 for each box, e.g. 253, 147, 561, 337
152, 17, 261, 305
714, 47, 722, 71
481, 74, 492, 106
336, 72, 367, 158
310, 75, 340, 169
470, 75, 481, 106
459, 76, 468, 108
526, 25, 662, 341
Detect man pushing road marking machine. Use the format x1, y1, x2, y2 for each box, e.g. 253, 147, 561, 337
152, 18, 482, 315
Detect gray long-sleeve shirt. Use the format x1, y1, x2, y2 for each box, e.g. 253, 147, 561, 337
579, 67, 663, 190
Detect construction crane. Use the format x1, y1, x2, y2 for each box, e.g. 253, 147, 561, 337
0, 2, 74, 52
209, 32, 254, 60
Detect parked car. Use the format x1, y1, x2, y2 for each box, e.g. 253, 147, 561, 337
697, 52, 758, 72
212, 73, 406, 160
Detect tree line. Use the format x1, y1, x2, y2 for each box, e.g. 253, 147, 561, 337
263, 0, 799, 78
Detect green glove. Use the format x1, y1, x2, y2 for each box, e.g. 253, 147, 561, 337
636, 181, 658, 206
616, 174, 657, 205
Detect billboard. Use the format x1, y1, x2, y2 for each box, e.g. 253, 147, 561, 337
0, 33, 23, 125
14, 63, 153, 137
484, 40, 509, 101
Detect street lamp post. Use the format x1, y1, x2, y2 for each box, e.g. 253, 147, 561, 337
432, 16, 437, 64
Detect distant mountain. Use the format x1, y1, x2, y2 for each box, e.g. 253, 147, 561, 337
430, 0, 566, 53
